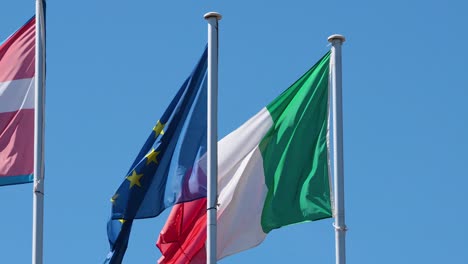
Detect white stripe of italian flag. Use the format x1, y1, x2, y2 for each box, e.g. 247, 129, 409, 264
157, 51, 332, 263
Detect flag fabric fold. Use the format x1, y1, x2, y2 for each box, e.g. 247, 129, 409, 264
157, 52, 332, 263
105, 48, 208, 263
0, 17, 35, 186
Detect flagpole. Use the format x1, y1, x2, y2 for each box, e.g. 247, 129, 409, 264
204, 11, 222, 264
33, 1, 46, 264
328, 34, 346, 264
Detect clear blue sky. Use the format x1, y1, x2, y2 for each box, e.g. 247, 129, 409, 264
1, 1, 467, 263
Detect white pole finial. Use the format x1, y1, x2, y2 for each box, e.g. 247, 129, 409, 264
204, 12, 222, 20
205, 11, 221, 264
328, 33, 346, 264
328, 34, 346, 43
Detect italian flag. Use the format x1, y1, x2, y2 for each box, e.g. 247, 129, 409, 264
157, 52, 332, 263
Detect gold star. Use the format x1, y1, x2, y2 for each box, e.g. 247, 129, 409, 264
126, 170, 143, 188
145, 149, 160, 165
118, 219, 126, 224
153, 121, 165, 137
110, 193, 119, 204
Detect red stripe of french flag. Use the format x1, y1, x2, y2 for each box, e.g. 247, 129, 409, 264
0, 17, 35, 185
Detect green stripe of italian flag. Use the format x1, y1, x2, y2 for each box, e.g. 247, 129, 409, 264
157, 51, 333, 262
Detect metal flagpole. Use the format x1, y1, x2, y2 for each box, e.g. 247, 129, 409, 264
33, 0, 46, 264
204, 11, 222, 264
328, 34, 346, 264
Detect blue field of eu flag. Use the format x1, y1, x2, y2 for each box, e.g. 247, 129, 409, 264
105, 48, 208, 263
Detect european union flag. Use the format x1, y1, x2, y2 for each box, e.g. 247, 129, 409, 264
105, 48, 208, 263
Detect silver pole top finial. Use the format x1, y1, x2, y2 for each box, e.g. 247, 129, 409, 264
328, 34, 346, 43
204, 12, 222, 20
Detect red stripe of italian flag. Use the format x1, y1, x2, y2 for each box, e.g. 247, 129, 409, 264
157, 52, 332, 263
0, 17, 35, 186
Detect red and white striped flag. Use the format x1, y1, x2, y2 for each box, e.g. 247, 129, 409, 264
0, 17, 35, 186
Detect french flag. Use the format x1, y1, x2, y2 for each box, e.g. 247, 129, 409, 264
0, 17, 35, 186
